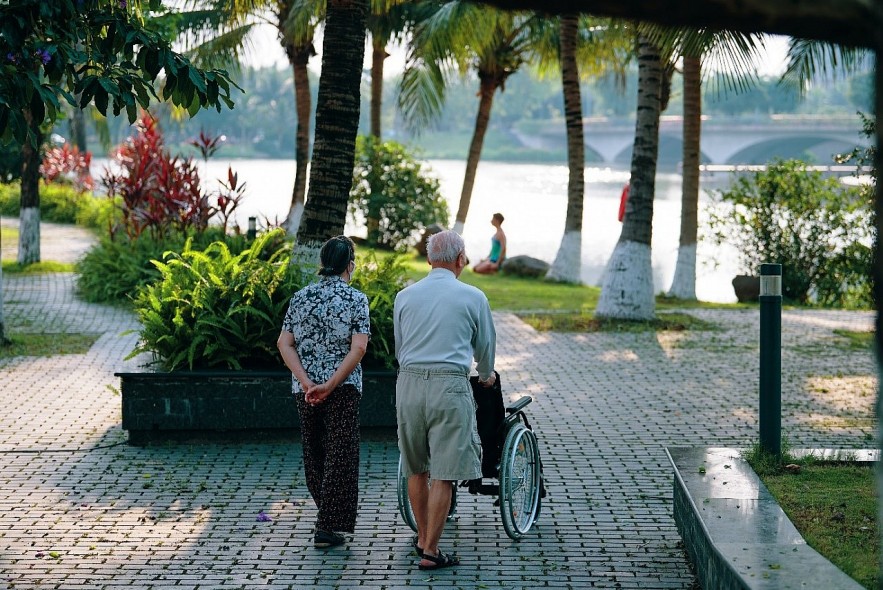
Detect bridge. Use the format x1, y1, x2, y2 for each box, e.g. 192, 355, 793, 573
519, 115, 871, 167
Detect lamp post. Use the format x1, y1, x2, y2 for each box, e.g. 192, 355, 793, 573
759, 263, 782, 456
247, 216, 257, 241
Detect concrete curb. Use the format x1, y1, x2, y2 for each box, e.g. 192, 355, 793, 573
667, 447, 866, 590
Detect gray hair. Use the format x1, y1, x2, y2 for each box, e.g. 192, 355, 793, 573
426, 230, 465, 264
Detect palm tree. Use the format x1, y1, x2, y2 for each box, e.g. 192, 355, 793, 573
666, 51, 701, 299
180, 0, 321, 235
594, 33, 664, 320
399, 2, 539, 235
546, 14, 584, 283
281, 1, 323, 234
294, 0, 368, 256
661, 30, 765, 300
540, 16, 631, 283
366, 2, 418, 139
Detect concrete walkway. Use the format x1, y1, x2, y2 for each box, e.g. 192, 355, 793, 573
0, 223, 876, 589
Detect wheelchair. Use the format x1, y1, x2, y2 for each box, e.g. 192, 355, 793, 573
396, 372, 545, 540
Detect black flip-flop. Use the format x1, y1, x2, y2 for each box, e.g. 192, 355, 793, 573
418, 550, 459, 570
411, 535, 423, 557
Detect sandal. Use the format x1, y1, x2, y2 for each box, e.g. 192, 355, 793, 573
418, 550, 460, 570
411, 535, 423, 557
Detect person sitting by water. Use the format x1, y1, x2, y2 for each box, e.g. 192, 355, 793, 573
473, 213, 506, 274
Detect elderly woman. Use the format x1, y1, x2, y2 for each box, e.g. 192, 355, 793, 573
277, 235, 370, 549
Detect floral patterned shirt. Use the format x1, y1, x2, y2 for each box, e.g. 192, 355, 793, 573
281, 276, 371, 393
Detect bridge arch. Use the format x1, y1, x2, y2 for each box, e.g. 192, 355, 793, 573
726, 135, 859, 165
612, 133, 712, 168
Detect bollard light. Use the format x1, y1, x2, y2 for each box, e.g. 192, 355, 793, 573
247, 216, 257, 240
759, 263, 782, 457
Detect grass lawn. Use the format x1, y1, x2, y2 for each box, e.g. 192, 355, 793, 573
749, 454, 879, 589
1, 225, 16, 259
0, 333, 99, 359
392, 250, 746, 315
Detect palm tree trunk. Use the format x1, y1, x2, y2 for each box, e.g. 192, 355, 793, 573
547, 14, 584, 283
370, 39, 387, 139
452, 74, 497, 234
595, 34, 662, 320
667, 53, 701, 300
18, 108, 41, 266
283, 42, 314, 236
295, 0, 368, 261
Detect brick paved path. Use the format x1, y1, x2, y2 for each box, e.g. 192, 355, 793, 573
0, 226, 876, 589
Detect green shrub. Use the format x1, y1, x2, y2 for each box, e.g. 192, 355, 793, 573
350, 250, 409, 369
128, 229, 305, 371
0, 180, 111, 228
76, 228, 259, 304
123, 232, 407, 372
707, 159, 873, 307
349, 136, 449, 251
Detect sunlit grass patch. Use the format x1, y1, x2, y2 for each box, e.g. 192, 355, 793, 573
744, 444, 879, 589
2, 260, 76, 274
0, 333, 99, 358
833, 329, 875, 351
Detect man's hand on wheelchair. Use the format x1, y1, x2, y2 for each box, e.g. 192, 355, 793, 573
478, 372, 497, 388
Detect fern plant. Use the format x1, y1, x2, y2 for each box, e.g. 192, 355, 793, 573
129, 229, 305, 371
128, 231, 407, 372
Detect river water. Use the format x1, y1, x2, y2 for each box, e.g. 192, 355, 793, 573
94, 157, 742, 302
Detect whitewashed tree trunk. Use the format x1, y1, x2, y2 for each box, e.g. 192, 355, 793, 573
596, 35, 662, 321
451, 220, 465, 235
548, 14, 585, 286
667, 243, 697, 299
291, 241, 323, 283
546, 230, 582, 283
668, 53, 701, 301
17, 207, 40, 266
595, 240, 655, 319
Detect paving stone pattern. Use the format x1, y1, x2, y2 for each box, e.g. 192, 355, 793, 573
0, 224, 877, 589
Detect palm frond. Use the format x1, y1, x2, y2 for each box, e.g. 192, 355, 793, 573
781, 38, 872, 92
187, 25, 259, 70
397, 55, 450, 133
285, 0, 324, 44
641, 25, 766, 95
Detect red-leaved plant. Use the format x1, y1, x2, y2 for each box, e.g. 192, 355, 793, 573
40, 143, 94, 192
102, 112, 244, 239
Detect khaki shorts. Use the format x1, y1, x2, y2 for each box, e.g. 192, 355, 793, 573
396, 366, 482, 481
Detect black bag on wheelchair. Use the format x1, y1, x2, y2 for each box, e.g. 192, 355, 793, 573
470, 370, 504, 479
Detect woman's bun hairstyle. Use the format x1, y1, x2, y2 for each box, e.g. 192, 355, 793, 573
317, 235, 356, 276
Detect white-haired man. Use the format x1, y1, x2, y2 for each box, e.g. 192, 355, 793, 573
394, 229, 497, 570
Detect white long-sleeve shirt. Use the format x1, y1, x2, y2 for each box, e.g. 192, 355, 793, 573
394, 268, 496, 380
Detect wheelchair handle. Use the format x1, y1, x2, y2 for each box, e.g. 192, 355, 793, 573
505, 395, 533, 415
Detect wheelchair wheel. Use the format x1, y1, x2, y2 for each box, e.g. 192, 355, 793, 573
499, 422, 542, 540
396, 454, 457, 533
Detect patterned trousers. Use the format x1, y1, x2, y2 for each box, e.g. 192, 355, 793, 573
296, 384, 361, 533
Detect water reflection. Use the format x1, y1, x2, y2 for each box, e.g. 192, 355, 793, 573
93, 158, 743, 302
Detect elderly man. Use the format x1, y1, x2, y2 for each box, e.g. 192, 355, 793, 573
394, 229, 497, 570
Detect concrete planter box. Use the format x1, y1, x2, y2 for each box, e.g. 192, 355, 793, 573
116, 369, 397, 445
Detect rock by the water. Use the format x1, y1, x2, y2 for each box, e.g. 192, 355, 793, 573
732, 275, 760, 302
501, 255, 550, 278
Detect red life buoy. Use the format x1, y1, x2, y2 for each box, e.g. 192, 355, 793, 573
618, 183, 629, 222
